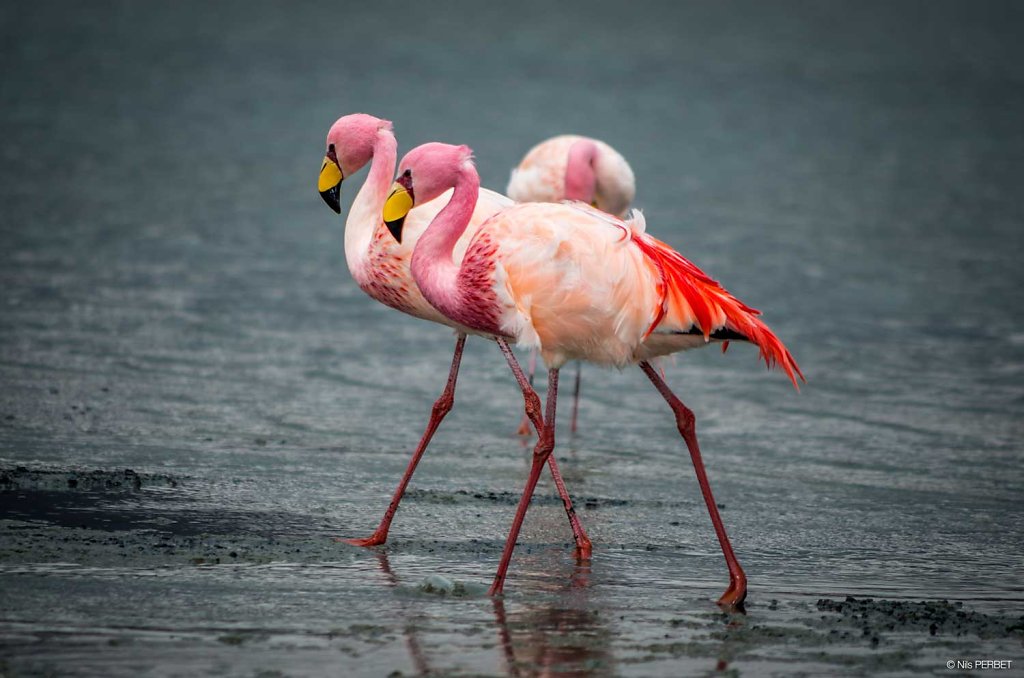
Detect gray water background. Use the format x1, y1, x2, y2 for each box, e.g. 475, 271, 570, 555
1, 1, 1022, 675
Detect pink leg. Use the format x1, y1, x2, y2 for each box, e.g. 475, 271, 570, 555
639, 361, 747, 608
496, 339, 543, 435
515, 349, 539, 436
341, 334, 467, 547
490, 368, 560, 596
569, 362, 582, 434
496, 342, 592, 559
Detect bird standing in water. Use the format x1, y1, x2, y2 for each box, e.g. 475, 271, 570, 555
317, 115, 591, 555
506, 135, 636, 433
382, 142, 803, 607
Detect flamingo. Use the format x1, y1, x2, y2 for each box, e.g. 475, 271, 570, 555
317, 115, 590, 555
507, 135, 637, 434
507, 135, 636, 217
380, 143, 803, 607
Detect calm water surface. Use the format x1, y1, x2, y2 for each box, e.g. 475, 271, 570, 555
1, 2, 1022, 675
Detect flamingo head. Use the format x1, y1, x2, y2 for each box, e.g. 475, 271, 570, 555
563, 138, 599, 207
565, 138, 636, 218
382, 143, 473, 242
318, 113, 393, 214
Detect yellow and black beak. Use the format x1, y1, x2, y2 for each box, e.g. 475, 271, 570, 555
382, 171, 414, 243
318, 144, 344, 214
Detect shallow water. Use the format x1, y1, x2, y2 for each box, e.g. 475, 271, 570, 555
2, 1, 1023, 675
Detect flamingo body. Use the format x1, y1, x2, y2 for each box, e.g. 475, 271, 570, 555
399, 146, 801, 382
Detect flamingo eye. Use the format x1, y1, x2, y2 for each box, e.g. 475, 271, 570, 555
396, 168, 414, 194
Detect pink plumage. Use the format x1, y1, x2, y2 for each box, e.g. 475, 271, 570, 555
323, 115, 511, 324
403, 156, 802, 381
505, 134, 637, 434
507, 135, 636, 216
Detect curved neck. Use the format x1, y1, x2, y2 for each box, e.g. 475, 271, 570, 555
410, 165, 480, 321
345, 130, 398, 273
564, 138, 598, 203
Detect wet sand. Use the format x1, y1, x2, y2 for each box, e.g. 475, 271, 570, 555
2, 463, 1021, 676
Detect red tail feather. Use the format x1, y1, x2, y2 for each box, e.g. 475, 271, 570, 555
633, 234, 805, 389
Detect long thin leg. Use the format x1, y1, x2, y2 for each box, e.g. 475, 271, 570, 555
342, 334, 467, 546
496, 342, 592, 558
569, 362, 582, 434
639, 361, 747, 608
515, 349, 539, 435
490, 368, 560, 596
497, 340, 543, 435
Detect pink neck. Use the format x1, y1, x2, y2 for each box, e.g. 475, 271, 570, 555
346, 130, 398, 277
564, 138, 598, 203
357, 130, 398, 220
410, 165, 481, 325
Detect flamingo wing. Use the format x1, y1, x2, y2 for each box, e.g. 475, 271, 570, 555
631, 222, 805, 388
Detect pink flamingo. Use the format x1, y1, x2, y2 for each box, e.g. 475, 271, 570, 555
317, 115, 590, 555
507, 135, 637, 434
381, 143, 803, 607
507, 135, 636, 216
